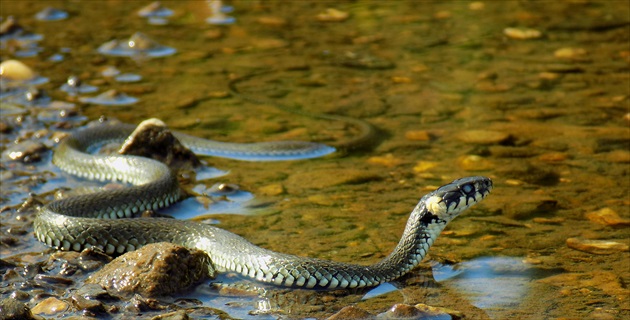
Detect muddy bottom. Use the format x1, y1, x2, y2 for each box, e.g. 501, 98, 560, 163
1, 1, 629, 319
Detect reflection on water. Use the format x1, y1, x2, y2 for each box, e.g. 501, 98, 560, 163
433, 256, 546, 318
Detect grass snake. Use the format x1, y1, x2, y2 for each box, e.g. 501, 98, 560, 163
34, 121, 493, 290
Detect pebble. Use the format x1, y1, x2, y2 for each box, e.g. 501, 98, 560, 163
538, 152, 569, 162
604, 150, 630, 163
316, 8, 349, 22
256, 16, 287, 27
457, 154, 494, 171
327, 305, 373, 319
585, 208, 630, 227
414, 303, 463, 319
554, 47, 588, 59
151, 310, 190, 320
307, 194, 336, 206
566, 237, 629, 255
532, 217, 565, 224
285, 168, 382, 191
258, 183, 285, 196
537, 271, 626, 301
31, 297, 69, 316
0, 297, 36, 320
367, 154, 404, 167
488, 146, 538, 158
469, 2, 485, 10
456, 130, 510, 145
377, 303, 424, 319
391, 76, 412, 84
2, 140, 47, 163
412, 160, 439, 173
70, 284, 111, 314
503, 27, 542, 40
501, 195, 557, 220
404, 130, 432, 141
86, 242, 211, 297
0, 59, 36, 81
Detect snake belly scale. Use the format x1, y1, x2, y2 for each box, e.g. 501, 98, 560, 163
34, 121, 493, 290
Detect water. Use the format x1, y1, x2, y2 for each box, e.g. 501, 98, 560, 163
1, 1, 628, 319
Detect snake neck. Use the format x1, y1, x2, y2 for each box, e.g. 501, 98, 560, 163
371, 201, 447, 282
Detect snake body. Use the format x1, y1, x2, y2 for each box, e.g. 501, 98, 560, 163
34, 122, 492, 290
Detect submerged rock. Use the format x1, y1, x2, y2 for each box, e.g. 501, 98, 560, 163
97, 32, 176, 58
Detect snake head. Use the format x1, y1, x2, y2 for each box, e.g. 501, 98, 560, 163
424, 176, 493, 222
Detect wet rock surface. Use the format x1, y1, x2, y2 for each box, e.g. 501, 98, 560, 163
118, 118, 202, 170
85, 243, 211, 298
0, 297, 38, 320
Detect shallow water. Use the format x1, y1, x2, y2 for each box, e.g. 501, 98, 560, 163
1, 1, 629, 319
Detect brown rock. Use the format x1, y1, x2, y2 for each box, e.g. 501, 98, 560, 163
384, 303, 422, 318
285, 168, 382, 191
0, 297, 36, 320
119, 118, 201, 170
327, 305, 374, 320
86, 242, 211, 297
456, 130, 511, 145
566, 238, 629, 255
404, 130, 432, 141
151, 310, 190, 320
415, 303, 463, 319
585, 208, 630, 227
502, 195, 558, 220
31, 297, 69, 316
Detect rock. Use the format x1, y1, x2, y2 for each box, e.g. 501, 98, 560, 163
412, 160, 439, 173
604, 150, 630, 163
70, 284, 112, 314
378, 303, 422, 318
455, 130, 511, 145
457, 155, 494, 171
537, 271, 627, 301
404, 130, 432, 141
151, 310, 190, 320
367, 154, 404, 167
502, 195, 558, 220
2, 140, 48, 163
499, 164, 560, 186
327, 305, 374, 319
316, 8, 349, 22
503, 27, 542, 39
414, 303, 463, 319
537, 152, 569, 162
554, 47, 588, 59
31, 297, 68, 316
566, 238, 629, 255
585, 208, 630, 227
488, 146, 539, 158
285, 168, 382, 191
118, 118, 201, 170
0, 59, 37, 81
86, 242, 211, 297
0, 297, 36, 320
256, 16, 287, 27
258, 183, 285, 196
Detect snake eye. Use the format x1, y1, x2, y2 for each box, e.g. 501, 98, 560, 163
460, 183, 475, 195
